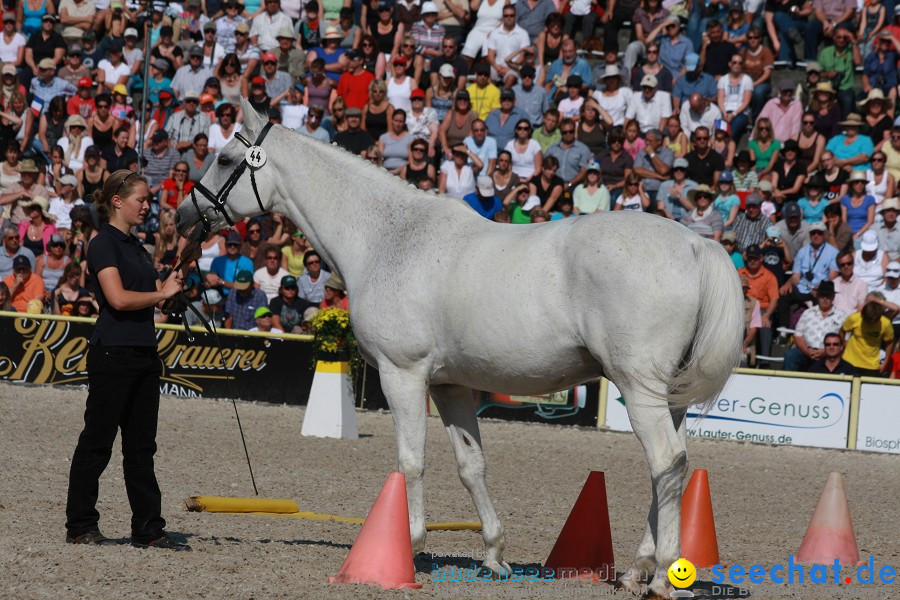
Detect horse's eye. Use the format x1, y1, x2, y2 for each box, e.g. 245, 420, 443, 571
218, 155, 232, 166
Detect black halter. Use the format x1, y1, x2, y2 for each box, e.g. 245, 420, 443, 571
188, 121, 274, 241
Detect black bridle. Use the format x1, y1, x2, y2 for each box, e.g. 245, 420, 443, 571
187, 121, 275, 241
164, 122, 277, 498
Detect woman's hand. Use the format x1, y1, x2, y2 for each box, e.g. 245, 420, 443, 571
160, 271, 184, 300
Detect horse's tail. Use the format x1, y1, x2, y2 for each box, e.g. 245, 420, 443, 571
663, 237, 743, 409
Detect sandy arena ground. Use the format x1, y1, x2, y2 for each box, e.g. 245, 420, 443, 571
1, 381, 898, 600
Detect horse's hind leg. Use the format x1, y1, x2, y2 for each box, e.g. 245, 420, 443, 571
618, 383, 688, 598
430, 384, 510, 575
379, 366, 429, 553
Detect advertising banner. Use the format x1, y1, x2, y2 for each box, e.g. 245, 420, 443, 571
855, 382, 900, 454
0, 315, 316, 405
604, 373, 852, 449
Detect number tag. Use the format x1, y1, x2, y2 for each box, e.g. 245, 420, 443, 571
245, 146, 267, 168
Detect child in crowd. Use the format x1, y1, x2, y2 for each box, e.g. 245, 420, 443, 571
797, 176, 829, 223
714, 171, 741, 230
732, 150, 759, 192
556, 76, 585, 121
624, 119, 646, 161
663, 116, 689, 158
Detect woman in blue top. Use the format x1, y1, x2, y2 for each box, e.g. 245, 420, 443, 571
796, 176, 829, 223
713, 170, 740, 230
840, 170, 877, 242
19, 0, 52, 37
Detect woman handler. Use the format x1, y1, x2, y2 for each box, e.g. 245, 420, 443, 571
65, 170, 187, 550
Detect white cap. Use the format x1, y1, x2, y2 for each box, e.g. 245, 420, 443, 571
203, 289, 223, 305
859, 230, 879, 252
421, 1, 439, 13
640, 74, 658, 88
439, 63, 455, 78
124, 27, 139, 38
522, 195, 541, 211
476, 176, 494, 197
886, 261, 900, 278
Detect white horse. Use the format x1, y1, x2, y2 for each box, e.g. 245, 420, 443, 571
175, 99, 743, 597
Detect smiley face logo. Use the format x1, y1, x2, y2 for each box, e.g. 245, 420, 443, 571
668, 558, 696, 589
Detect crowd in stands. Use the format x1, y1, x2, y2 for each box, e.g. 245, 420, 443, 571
0, 0, 898, 375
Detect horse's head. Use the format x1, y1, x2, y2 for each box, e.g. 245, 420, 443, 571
175, 98, 281, 242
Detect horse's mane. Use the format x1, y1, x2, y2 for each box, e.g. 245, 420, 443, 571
244, 104, 447, 209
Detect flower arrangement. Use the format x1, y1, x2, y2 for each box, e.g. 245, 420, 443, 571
310, 307, 356, 360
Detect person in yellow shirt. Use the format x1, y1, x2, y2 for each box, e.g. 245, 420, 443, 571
466, 63, 500, 121
841, 294, 896, 377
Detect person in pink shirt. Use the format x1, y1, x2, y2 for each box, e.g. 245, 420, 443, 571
833, 249, 870, 315
757, 80, 803, 143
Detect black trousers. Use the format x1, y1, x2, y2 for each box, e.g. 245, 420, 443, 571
66, 344, 165, 542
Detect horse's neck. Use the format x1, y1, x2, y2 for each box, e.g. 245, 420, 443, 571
274, 131, 415, 285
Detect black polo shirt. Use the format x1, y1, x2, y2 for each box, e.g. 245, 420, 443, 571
26, 31, 66, 66
686, 149, 725, 186
88, 223, 159, 347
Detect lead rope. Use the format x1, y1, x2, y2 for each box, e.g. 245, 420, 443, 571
164, 247, 259, 495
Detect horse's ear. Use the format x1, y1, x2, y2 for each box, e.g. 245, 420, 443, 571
240, 97, 265, 137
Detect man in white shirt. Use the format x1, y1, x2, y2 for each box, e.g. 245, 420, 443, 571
250, 0, 293, 52
486, 6, 531, 87
625, 74, 672, 134
253, 246, 290, 302
679, 92, 722, 138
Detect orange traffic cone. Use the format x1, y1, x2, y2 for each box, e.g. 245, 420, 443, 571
681, 469, 720, 567
797, 472, 862, 566
544, 471, 616, 581
329, 472, 423, 589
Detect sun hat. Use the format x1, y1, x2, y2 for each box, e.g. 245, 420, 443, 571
18, 159, 40, 173
838, 113, 865, 127
859, 230, 879, 251
847, 170, 868, 183
322, 26, 342, 40
880, 197, 900, 212
324, 274, 346, 291
813, 81, 835, 95
65, 114, 88, 130
687, 184, 714, 202
22, 196, 55, 221
859, 88, 893, 112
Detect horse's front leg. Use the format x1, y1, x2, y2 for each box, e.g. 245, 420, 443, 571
430, 384, 510, 575
380, 366, 429, 553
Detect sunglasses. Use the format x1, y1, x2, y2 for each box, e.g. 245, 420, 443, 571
263, 60, 276, 65
516, 126, 530, 131
174, 168, 188, 173
306, 260, 320, 265
560, 129, 575, 134
694, 135, 709, 140
823, 342, 841, 347
838, 262, 853, 267
873, 157, 886, 162
249, 228, 261, 233
802, 120, 814, 125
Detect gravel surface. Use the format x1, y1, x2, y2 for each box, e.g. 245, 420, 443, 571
1, 382, 897, 600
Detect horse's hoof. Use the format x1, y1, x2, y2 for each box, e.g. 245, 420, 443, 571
614, 575, 647, 595
642, 578, 674, 599
480, 558, 511, 577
